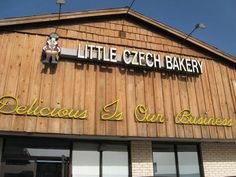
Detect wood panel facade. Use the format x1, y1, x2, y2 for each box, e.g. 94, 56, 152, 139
0, 9, 235, 140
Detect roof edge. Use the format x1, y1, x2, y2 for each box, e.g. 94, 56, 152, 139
127, 9, 236, 63
0, 8, 128, 26
0, 7, 235, 63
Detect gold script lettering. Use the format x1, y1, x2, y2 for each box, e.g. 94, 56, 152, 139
101, 100, 123, 121
0, 95, 18, 114
15, 106, 28, 115
134, 104, 164, 123
0, 95, 88, 120
39, 107, 51, 117
175, 109, 232, 127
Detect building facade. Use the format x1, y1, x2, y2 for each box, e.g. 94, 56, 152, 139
0, 8, 235, 177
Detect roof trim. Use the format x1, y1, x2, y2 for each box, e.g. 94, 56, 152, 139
0, 7, 235, 63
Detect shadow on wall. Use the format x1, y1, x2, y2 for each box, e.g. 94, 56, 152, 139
41, 64, 57, 74
40, 57, 199, 84
75, 61, 198, 81
202, 143, 236, 162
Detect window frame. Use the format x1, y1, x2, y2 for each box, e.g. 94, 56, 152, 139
72, 140, 131, 177
152, 142, 204, 177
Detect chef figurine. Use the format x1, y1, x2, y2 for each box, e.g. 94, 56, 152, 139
42, 32, 61, 64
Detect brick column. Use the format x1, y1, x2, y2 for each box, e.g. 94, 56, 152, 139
131, 141, 153, 177
201, 142, 236, 177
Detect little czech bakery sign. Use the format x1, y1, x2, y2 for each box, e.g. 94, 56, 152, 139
63, 43, 203, 74
41, 33, 203, 75
75, 44, 203, 74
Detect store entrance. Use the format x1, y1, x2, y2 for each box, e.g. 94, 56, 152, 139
0, 137, 71, 177
0, 157, 69, 177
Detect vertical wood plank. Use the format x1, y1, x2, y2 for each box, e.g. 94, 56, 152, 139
72, 40, 86, 135
0, 33, 21, 131
144, 72, 157, 137
60, 38, 75, 135
226, 66, 236, 138
162, 73, 176, 137
178, 75, 193, 138
195, 71, 210, 139
126, 70, 137, 136
21, 34, 37, 132
201, 59, 218, 139
94, 65, 106, 135
105, 65, 117, 136
216, 62, 233, 139
83, 63, 96, 135
24, 35, 45, 132
116, 66, 128, 136
153, 72, 166, 137
48, 62, 64, 133
14, 34, 36, 132
170, 74, 184, 138
135, 71, 147, 137
187, 76, 202, 138
0, 33, 9, 95
211, 60, 225, 139
6, 33, 27, 132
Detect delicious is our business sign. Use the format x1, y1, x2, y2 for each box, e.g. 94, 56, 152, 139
61, 44, 203, 74
0, 96, 232, 127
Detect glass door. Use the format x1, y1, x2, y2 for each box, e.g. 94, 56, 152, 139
36, 160, 62, 177
36, 157, 69, 177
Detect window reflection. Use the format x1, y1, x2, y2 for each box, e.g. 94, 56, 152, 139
3, 138, 70, 158
153, 144, 177, 177
1, 159, 36, 177
72, 142, 129, 177
0, 138, 70, 177
72, 143, 100, 177
153, 144, 201, 177
102, 144, 129, 177
177, 145, 201, 177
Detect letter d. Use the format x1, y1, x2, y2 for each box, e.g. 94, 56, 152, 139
0, 95, 18, 114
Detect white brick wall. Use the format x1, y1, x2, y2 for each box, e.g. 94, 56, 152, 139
202, 142, 236, 177
131, 141, 153, 177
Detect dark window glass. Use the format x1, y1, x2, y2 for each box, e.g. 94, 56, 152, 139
0, 138, 70, 177
3, 138, 70, 158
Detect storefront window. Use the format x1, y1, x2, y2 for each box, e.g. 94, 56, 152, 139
153, 143, 201, 177
102, 144, 129, 177
72, 142, 129, 177
72, 143, 100, 177
153, 144, 177, 177
177, 145, 201, 177
0, 138, 70, 177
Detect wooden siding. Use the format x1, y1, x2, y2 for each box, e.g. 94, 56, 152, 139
0, 18, 235, 140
